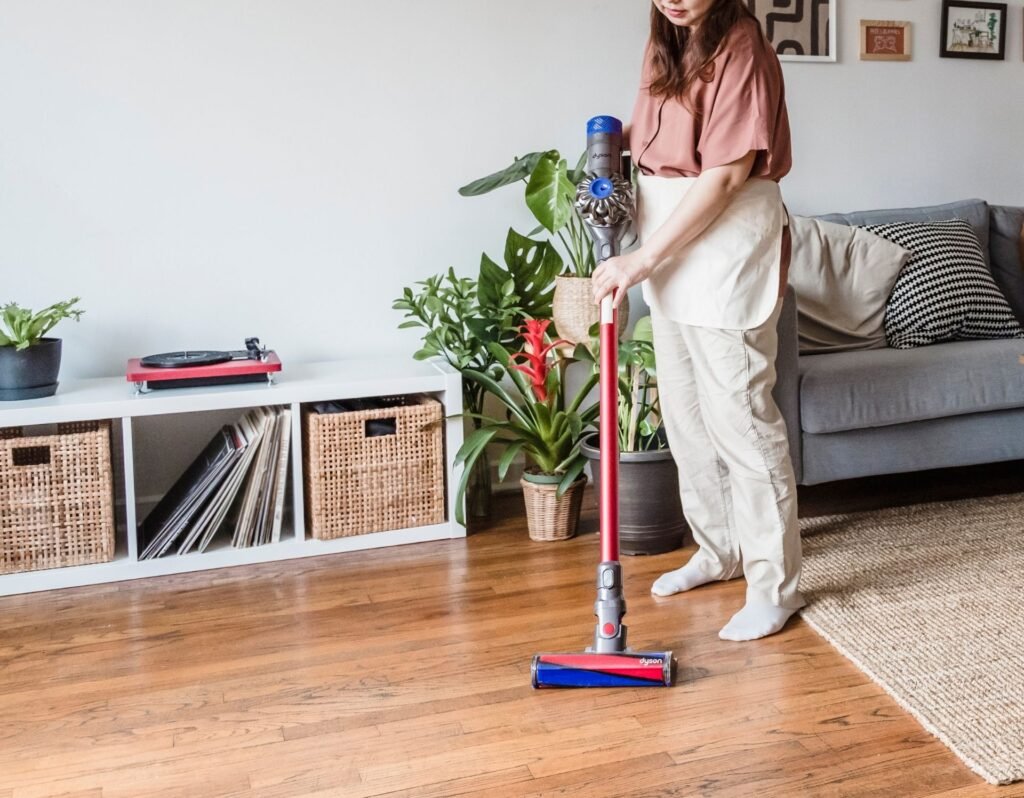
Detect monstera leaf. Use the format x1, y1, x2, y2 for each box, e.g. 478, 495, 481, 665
478, 229, 561, 323
525, 151, 576, 234
458, 152, 546, 197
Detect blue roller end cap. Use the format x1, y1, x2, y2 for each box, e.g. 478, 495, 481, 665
589, 177, 615, 199
587, 116, 623, 136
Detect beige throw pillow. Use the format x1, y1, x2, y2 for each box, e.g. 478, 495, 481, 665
789, 217, 911, 352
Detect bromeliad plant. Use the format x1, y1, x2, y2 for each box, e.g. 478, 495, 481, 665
453, 319, 599, 524
459, 150, 598, 277
0, 298, 84, 350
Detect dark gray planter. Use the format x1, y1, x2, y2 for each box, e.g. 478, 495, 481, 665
0, 338, 62, 400
582, 432, 688, 555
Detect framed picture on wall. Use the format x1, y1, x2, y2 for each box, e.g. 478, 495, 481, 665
747, 0, 837, 63
860, 20, 913, 61
940, 0, 1007, 60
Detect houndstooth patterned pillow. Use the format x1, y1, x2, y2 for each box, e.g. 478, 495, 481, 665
860, 219, 1024, 349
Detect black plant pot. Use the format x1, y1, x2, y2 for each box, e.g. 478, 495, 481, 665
0, 338, 62, 400
581, 432, 688, 556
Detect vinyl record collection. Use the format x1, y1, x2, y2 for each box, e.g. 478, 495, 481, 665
138, 406, 292, 559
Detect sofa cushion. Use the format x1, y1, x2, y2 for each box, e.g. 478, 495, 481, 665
818, 198, 990, 266
799, 338, 1024, 434
864, 219, 1024, 349
989, 205, 1024, 325
789, 217, 910, 353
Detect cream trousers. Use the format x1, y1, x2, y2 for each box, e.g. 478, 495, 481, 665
652, 298, 804, 610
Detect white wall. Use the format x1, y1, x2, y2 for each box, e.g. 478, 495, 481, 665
1, 0, 1022, 380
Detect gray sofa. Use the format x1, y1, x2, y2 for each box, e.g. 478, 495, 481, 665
773, 199, 1024, 485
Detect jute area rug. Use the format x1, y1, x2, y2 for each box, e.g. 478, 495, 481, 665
799, 492, 1024, 785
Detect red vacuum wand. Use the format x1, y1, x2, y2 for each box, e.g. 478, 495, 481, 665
599, 295, 620, 564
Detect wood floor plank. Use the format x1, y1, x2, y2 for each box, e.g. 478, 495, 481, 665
0, 484, 1018, 797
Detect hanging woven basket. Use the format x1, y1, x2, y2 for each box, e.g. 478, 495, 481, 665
552, 275, 629, 347
520, 472, 587, 542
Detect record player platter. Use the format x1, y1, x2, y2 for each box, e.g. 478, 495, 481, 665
140, 350, 234, 368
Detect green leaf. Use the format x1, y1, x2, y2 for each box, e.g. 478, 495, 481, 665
477, 252, 507, 311
568, 150, 589, 185
497, 441, 525, 481
631, 315, 654, 343
502, 229, 560, 319
0, 299, 82, 348
462, 367, 532, 427
556, 456, 588, 497
455, 426, 499, 468
571, 342, 596, 363
458, 152, 545, 196
525, 151, 575, 234
452, 426, 499, 525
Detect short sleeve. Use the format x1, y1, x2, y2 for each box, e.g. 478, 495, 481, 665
697, 36, 777, 171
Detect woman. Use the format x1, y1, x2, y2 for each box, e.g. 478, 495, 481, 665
592, 0, 804, 641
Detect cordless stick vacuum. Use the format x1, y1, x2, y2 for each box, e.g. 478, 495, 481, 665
531, 116, 675, 689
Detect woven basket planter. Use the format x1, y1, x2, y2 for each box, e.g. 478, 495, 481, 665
552, 275, 629, 346
0, 420, 115, 574
520, 472, 587, 542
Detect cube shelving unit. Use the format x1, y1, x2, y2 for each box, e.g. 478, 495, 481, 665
0, 358, 464, 596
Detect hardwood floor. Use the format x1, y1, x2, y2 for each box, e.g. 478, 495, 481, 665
2, 465, 1024, 798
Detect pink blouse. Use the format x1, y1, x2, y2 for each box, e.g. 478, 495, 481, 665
630, 16, 792, 181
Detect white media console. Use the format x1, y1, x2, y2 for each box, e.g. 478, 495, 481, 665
0, 358, 465, 597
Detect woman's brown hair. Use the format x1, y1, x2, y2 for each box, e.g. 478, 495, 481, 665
647, 0, 759, 109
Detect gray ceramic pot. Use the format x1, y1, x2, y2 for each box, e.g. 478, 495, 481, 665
581, 432, 688, 555
0, 338, 62, 400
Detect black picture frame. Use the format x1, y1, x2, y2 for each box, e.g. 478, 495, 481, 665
940, 0, 1008, 60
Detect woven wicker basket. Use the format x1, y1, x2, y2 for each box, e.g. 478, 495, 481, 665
304, 395, 445, 539
520, 473, 587, 542
0, 420, 115, 575
552, 275, 630, 346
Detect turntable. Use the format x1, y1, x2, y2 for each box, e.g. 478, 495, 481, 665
127, 337, 282, 393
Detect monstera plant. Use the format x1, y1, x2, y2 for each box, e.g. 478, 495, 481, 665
459, 150, 595, 277
460, 150, 630, 345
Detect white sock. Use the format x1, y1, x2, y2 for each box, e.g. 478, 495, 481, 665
651, 561, 717, 597
718, 600, 797, 641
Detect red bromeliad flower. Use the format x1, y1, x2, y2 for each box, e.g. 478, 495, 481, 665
509, 319, 568, 403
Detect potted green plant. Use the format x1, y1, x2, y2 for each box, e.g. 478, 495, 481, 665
459, 150, 629, 345
394, 230, 561, 518
578, 316, 688, 555
0, 298, 84, 401
454, 319, 599, 541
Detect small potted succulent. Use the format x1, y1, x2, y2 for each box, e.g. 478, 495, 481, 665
579, 316, 688, 555
0, 298, 84, 400
459, 150, 629, 345
454, 319, 599, 541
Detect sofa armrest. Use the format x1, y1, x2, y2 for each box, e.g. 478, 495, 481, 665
773, 284, 803, 484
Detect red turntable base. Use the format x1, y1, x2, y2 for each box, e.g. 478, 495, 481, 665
127, 352, 282, 393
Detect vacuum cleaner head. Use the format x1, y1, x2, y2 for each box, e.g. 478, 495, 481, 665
532, 652, 674, 688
